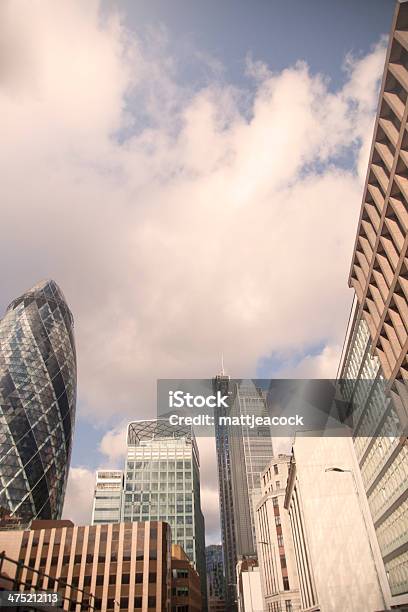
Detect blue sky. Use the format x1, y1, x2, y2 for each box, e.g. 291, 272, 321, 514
0, 0, 395, 541
108, 0, 393, 89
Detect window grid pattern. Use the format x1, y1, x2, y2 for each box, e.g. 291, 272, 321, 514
0, 280, 76, 524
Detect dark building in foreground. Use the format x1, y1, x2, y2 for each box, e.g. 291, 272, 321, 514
0, 280, 77, 525
205, 545, 226, 612
339, 1, 408, 607
0, 520, 171, 611
171, 544, 202, 612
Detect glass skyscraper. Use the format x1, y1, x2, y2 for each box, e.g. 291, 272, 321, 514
122, 420, 207, 610
213, 376, 273, 609
0, 280, 77, 525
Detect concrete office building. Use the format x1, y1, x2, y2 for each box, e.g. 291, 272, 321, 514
0, 519, 171, 611
255, 455, 300, 612
122, 420, 207, 610
171, 544, 202, 612
214, 374, 274, 608
0, 280, 77, 525
338, 1, 408, 606
92, 470, 124, 525
284, 435, 385, 612
236, 558, 264, 612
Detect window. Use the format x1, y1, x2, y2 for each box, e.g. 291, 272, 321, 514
285, 601, 293, 612
275, 516, 281, 525
276, 481, 280, 488
280, 555, 287, 569
272, 497, 278, 507
274, 465, 279, 475
283, 577, 290, 591
177, 587, 189, 597
277, 535, 284, 546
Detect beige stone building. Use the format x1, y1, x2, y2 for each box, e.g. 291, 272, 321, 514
254, 455, 300, 612
284, 436, 386, 612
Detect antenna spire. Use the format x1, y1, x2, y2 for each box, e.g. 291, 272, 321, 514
221, 353, 225, 376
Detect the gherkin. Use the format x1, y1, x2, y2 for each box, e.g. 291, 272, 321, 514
0, 280, 76, 525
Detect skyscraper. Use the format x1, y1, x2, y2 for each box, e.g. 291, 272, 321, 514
0, 280, 77, 525
338, 1, 408, 606
213, 376, 274, 609
123, 419, 207, 610
91, 470, 124, 525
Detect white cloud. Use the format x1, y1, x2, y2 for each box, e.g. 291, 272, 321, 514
1, 1, 387, 537
63, 467, 95, 526
98, 424, 128, 466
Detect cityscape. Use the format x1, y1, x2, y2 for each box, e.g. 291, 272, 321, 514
1, 1, 408, 611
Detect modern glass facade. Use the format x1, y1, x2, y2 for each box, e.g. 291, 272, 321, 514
92, 470, 123, 525
205, 544, 225, 603
0, 280, 77, 525
122, 420, 207, 610
340, 311, 408, 599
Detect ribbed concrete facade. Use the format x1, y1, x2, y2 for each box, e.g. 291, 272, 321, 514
340, 1, 408, 606
1, 520, 171, 611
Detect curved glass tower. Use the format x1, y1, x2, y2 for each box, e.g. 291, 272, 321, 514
0, 280, 77, 524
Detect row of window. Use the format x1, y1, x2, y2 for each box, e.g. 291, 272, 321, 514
127, 460, 191, 470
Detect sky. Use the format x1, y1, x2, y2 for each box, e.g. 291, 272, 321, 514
0, 0, 395, 544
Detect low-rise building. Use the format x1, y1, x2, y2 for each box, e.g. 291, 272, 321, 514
0, 519, 171, 611
255, 455, 300, 612
236, 558, 264, 612
171, 544, 202, 612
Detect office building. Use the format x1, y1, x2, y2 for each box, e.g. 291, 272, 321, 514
236, 558, 264, 612
255, 455, 300, 612
338, 1, 408, 606
0, 280, 77, 525
123, 420, 207, 610
206, 545, 226, 612
0, 519, 171, 611
171, 544, 202, 612
213, 375, 274, 608
284, 435, 385, 611
92, 470, 124, 525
